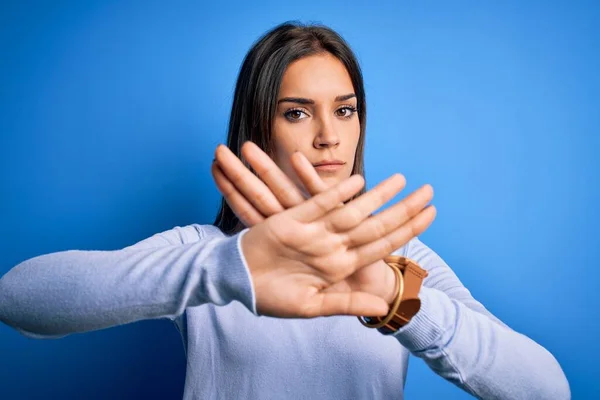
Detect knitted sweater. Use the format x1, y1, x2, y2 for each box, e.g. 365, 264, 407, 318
0, 224, 570, 399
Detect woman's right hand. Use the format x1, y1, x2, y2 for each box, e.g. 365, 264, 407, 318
241, 172, 436, 319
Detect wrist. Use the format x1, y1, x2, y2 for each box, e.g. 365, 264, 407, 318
240, 227, 265, 283
382, 260, 399, 304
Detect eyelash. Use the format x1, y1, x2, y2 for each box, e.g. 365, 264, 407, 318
283, 105, 358, 122
336, 105, 358, 118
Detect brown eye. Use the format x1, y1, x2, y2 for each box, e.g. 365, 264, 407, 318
335, 106, 357, 118
284, 109, 308, 122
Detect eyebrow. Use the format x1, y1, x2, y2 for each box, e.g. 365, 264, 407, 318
277, 93, 356, 105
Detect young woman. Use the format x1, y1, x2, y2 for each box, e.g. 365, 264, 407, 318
0, 22, 569, 399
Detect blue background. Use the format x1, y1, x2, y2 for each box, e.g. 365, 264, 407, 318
1, 1, 598, 398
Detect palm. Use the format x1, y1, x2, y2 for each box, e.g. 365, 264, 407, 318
346, 261, 388, 290
249, 204, 395, 315
243, 198, 396, 317
326, 260, 388, 297
260, 201, 393, 300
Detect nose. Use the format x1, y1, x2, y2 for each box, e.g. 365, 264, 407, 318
313, 116, 340, 149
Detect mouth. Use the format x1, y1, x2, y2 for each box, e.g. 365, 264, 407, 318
312, 160, 346, 173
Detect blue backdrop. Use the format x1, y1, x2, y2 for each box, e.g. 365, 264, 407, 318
1, 1, 597, 399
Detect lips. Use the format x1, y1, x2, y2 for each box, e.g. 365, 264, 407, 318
312, 160, 346, 167
312, 160, 346, 173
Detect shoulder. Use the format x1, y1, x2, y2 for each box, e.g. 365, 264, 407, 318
124, 224, 226, 249
392, 237, 456, 279
391, 237, 424, 258
400, 237, 434, 260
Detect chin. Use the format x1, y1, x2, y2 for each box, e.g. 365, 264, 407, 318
321, 174, 345, 188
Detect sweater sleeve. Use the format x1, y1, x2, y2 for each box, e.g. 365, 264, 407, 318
0, 224, 256, 339
388, 238, 570, 400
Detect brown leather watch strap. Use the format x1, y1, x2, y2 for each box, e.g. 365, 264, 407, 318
370, 256, 428, 333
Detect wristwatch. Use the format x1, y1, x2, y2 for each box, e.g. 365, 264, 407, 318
361, 256, 428, 333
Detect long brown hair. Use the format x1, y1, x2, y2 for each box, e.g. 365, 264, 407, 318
214, 21, 368, 235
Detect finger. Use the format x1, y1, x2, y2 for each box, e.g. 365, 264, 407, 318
349, 205, 437, 268
242, 141, 306, 207
215, 144, 285, 216
345, 184, 434, 247
212, 161, 266, 227
291, 151, 329, 195
324, 174, 407, 233
303, 291, 389, 317
290, 175, 365, 223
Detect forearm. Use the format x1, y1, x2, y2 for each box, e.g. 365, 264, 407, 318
0, 230, 255, 339
393, 287, 570, 399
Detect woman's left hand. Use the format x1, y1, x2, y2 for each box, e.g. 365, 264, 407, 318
211, 142, 416, 304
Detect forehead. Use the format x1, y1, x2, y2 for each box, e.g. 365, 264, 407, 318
278, 53, 354, 98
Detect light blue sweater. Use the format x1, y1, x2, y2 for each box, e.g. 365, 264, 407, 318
0, 224, 570, 399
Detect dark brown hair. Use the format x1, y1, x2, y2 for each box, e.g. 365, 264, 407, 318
214, 21, 367, 235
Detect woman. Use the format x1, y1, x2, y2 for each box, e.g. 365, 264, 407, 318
0, 22, 569, 399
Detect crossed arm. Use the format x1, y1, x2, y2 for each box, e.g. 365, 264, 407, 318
212, 141, 571, 400
212, 142, 433, 305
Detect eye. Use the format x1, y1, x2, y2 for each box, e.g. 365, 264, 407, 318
335, 106, 357, 119
284, 108, 309, 122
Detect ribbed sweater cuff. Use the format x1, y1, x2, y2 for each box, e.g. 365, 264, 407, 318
385, 287, 453, 352
212, 228, 257, 315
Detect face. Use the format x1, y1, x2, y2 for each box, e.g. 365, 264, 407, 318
271, 52, 360, 192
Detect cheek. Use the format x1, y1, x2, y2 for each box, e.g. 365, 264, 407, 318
343, 120, 361, 149
272, 118, 310, 155
271, 123, 299, 170
345, 122, 361, 171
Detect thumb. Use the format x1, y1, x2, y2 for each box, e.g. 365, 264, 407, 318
304, 291, 390, 318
